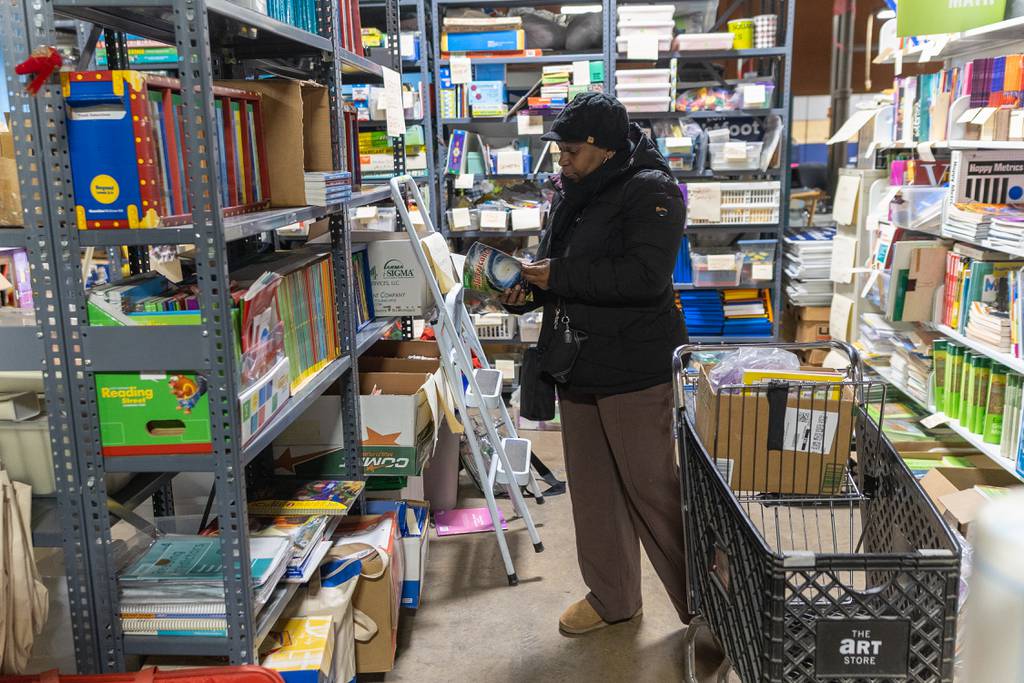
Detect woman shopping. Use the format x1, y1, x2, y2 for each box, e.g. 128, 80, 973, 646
503, 92, 690, 635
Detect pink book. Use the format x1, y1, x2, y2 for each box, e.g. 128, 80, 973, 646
434, 507, 508, 536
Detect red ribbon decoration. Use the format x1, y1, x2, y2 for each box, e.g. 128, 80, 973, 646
15, 46, 63, 95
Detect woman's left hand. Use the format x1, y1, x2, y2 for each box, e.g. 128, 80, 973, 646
522, 259, 551, 290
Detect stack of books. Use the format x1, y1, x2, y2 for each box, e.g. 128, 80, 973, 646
966, 300, 1013, 352
536, 66, 571, 111
303, 171, 352, 207
988, 211, 1024, 252
722, 289, 773, 338
96, 34, 177, 67
440, 16, 524, 56
676, 290, 723, 336
783, 225, 834, 306
943, 203, 997, 243
117, 535, 292, 637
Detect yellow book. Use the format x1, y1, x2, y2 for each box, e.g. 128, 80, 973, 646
742, 368, 845, 400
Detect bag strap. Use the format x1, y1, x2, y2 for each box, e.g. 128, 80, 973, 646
353, 607, 378, 643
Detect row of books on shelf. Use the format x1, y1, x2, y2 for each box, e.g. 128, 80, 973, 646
96, 36, 178, 67
675, 287, 773, 337
445, 129, 555, 176
438, 62, 605, 120
346, 81, 427, 123
891, 54, 1024, 144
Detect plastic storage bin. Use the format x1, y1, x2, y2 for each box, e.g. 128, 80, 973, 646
472, 312, 517, 340
518, 312, 542, 343
738, 82, 776, 109
708, 141, 763, 171
889, 186, 946, 229
446, 208, 481, 232
350, 205, 397, 231
620, 96, 674, 113
615, 68, 673, 85
687, 181, 781, 225
737, 239, 776, 285
616, 81, 674, 99
690, 248, 744, 287
617, 4, 676, 21
673, 33, 735, 51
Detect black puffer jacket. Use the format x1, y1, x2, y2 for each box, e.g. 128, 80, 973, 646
527, 123, 687, 395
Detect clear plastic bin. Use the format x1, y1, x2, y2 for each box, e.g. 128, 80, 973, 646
616, 82, 674, 99
675, 0, 719, 34
617, 4, 676, 21
708, 141, 764, 171
737, 239, 776, 285
738, 82, 776, 109
518, 312, 542, 343
674, 33, 735, 51
447, 208, 481, 232
620, 96, 674, 113
690, 248, 744, 287
889, 186, 946, 229
350, 205, 397, 231
615, 68, 673, 85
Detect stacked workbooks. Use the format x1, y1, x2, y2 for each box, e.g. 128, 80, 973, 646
274, 252, 341, 391
783, 225, 834, 306
440, 16, 524, 55
203, 514, 339, 584
722, 289, 773, 338
249, 479, 365, 517
303, 171, 352, 207
988, 212, 1024, 252
676, 290, 723, 336
96, 35, 177, 67
117, 535, 292, 637
943, 203, 997, 243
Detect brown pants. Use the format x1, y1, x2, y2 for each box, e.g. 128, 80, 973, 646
559, 382, 690, 624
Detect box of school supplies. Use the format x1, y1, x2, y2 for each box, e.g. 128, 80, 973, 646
367, 240, 432, 316
694, 363, 855, 495
359, 372, 436, 477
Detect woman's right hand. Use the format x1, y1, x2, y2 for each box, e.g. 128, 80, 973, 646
498, 284, 529, 307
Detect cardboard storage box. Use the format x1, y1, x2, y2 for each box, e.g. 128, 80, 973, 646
334, 513, 404, 674
366, 339, 441, 360
367, 241, 433, 316
220, 78, 333, 207
0, 117, 22, 226
260, 615, 337, 683
365, 499, 430, 608
694, 365, 854, 494
919, 466, 1021, 533
359, 372, 435, 477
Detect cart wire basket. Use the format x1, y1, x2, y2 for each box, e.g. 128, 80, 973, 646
673, 341, 961, 683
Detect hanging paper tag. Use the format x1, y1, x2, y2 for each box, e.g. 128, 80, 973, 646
454, 173, 475, 189
706, 253, 737, 271
517, 113, 543, 135
626, 35, 659, 60
511, 208, 542, 230
724, 141, 748, 160
450, 207, 471, 229
355, 206, 378, 219
480, 210, 507, 229
751, 263, 773, 280
572, 60, 591, 85
450, 56, 472, 84
382, 66, 406, 137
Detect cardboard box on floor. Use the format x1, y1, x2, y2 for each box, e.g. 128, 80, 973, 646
919, 466, 1021, 533
365, 499, 430, 608
367, 339, 441, 359
220, 79, 333, 207
333, 512, 404, 674
695, 365, 854, 495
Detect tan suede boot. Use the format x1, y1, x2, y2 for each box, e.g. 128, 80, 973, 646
558, 598, 642, 635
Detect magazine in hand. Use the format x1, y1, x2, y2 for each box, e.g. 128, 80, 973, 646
463, 242, 529, 298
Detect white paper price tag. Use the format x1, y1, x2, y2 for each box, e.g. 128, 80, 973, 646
450, 207, 471, 229
626, 35, 659, 60
454, 173, 475, 189
511, 208, 542, 230
687, 182, 722, 223
517, 113, 544, 135
920, 413, 950, 429
381, 67, 406, 137
480, 210, 507, 229
355, 206, 378, 219
665, 136, 693, 151
706, 253, 737, 271
724, 141, 748, 160
450, 56, 472, 84
742, 83, 767, 107
751, 263, 773, 280
402, 90, 414, 109
572, 60, 591, 85
496, 150, 524, 175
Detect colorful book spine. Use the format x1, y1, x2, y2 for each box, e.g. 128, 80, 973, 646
933, 339, 947, 409
972, 356, 992, 434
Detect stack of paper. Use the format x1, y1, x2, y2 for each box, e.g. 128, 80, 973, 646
539, 65, 571, 104
722, 289, 773, 338
783, 225, 834, 305
676, 290, 723, 336
986, 209, 1024, 252
204, 514, 339, 584
966, 301, 1013, 352
943, 203, 998, 243
118, 536, 292, 637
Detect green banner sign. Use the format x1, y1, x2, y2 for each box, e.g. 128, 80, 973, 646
897, 0, 1006, 37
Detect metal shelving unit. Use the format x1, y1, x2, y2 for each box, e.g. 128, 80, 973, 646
1, 0, 404, 671
608, 0, 795, 341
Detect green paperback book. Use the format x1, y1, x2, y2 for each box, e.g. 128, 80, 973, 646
945, 343, 961, 417
933, 340, 947, 410
971, 356, 991, 434
959, 350, 974, 424
984, 364, 1008, 444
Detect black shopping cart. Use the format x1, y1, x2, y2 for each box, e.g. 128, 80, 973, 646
673, 341, 961, 683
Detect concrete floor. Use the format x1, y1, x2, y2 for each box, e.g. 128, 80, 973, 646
381, 430, 733, 683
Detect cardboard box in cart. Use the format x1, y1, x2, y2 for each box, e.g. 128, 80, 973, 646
694, 365, 855, 495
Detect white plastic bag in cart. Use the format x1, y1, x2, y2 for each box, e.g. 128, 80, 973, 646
292, 553, 379, 683
708, 347, 801, 391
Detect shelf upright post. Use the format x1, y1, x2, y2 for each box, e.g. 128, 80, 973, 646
385, 0, 406, 179
417, 0, 438, 223
774, 0, 796, 340
0, 0, 108, 673
321, 0, 365, 476
170, 0, 257, 664
430, 0, 445, 225
605, 0, 615, 96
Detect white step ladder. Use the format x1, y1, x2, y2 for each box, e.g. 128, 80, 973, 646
389, 176, 544, 584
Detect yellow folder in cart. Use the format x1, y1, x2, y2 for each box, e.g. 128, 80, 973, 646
741, 369, 845, 400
